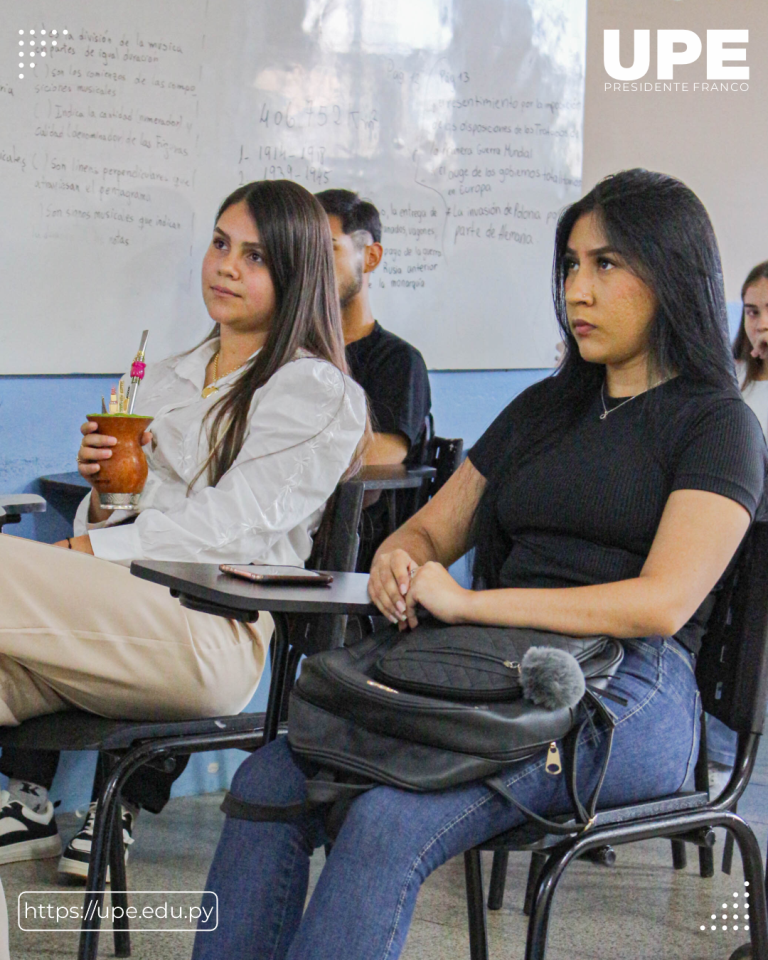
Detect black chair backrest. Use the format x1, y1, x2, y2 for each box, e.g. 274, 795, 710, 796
411, 415, 463, 510
307, 480, 365, 573
389, 413, 462, 506
696, 520, 768, 735
290, 478, 365, 656
417, 435, 464, 508
356, 416, 464, 571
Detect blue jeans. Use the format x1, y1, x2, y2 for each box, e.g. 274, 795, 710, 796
192, 636, 700, 960
706, 714, 738, 766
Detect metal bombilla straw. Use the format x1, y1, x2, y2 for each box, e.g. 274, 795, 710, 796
126, 330, 149, 414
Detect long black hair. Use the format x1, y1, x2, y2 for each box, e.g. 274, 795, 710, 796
733, 260, 768, 389
192, 179, 359, 488
472, 168, 737, 589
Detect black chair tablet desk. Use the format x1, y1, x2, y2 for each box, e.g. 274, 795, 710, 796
147, 524, 768, 960
36, 465, 439, 529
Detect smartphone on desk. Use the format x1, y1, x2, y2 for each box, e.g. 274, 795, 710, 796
219, 564, 334, 586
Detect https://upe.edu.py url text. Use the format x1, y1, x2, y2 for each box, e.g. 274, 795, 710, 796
18, 890, 218, 932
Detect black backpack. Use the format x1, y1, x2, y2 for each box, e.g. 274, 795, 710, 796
223, 623, 624, 836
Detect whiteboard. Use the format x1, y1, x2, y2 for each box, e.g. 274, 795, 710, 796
0, 0, 586, 373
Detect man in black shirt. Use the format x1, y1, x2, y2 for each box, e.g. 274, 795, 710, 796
315, 189, 431, 465
316, 190, 432, 569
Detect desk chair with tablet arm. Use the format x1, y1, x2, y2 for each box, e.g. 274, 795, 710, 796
0, 478, 371, 960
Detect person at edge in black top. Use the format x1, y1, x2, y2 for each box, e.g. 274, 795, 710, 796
192, 169, 767, 960
316, 189, 431, 569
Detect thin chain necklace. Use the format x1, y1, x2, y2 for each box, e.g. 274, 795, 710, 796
599, 379, 667, 421
201, 351, 249, 399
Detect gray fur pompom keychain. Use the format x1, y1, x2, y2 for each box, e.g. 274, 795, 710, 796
520, 647, 586, 710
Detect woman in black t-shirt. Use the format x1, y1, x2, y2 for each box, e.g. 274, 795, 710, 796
192, 170, 766, 960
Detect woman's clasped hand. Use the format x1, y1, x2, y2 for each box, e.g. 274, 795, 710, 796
368, 550, 473, 628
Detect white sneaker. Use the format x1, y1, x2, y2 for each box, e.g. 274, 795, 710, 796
58, 801, 135, 882
0, 788, 61, 864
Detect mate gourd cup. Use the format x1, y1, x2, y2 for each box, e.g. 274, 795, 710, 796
86, 414, 154, 510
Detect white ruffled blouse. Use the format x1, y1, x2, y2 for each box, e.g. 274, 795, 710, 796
75, 339, 367, 565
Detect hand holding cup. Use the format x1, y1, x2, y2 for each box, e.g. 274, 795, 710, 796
78, 421, 153, 482
79, 414, 154, 511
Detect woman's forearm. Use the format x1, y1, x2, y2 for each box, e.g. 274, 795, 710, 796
373, 459, 487, 569
375, 522, 442, 567
399, 489, 752, 637
463, 576, 690, 639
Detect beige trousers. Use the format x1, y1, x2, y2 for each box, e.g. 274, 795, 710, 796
0, 534, 272, 726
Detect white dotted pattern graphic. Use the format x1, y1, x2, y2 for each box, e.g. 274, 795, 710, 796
16, 27, 66, 78
699, 884, 750, 934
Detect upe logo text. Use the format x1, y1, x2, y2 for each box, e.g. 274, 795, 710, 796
604, 30, 748, 81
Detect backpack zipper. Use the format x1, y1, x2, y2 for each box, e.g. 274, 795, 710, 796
545, 741, 562, 775
383, 649, 522, 670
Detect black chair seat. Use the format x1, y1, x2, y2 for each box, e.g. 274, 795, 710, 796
478, 789, 709, 853
0, 709, 268, 754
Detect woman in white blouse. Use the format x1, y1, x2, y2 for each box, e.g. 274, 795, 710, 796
0, 180, 367, 870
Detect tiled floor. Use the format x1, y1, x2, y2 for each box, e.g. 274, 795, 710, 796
4, 742, 768, 960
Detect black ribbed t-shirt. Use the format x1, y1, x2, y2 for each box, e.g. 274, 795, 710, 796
468, 377, 767, 654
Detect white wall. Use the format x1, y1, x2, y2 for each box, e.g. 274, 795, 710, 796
583, 0, 768, 301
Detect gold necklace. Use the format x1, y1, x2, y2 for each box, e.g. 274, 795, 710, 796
201, 351, 249, 398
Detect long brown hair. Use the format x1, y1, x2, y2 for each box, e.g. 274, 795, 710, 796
733, 260, 768, 389
194, 179, 361, 488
